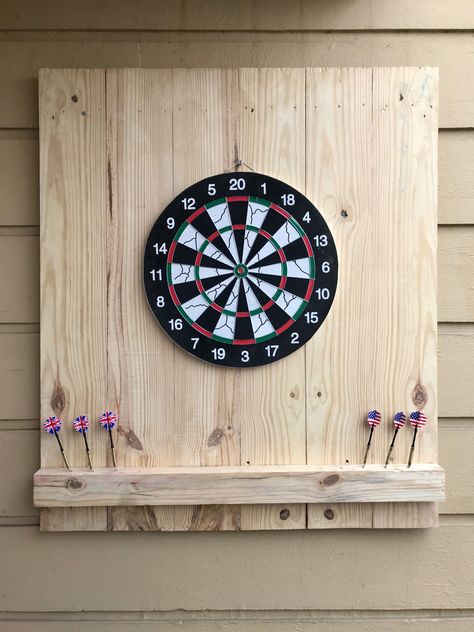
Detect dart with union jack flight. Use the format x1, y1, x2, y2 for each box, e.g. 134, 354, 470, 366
99, 411, 118, 469
384, 411, 406, 467
407, 410, 427, 467
73, 415, 93, 470
362, 410, 381, 467
43, 416, 71, 471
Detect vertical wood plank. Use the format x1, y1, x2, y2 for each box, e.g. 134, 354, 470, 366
40, 68, 108, 531
170, 68, 241, 531
371, 67, 438, 528
305, 68, 375, 529
305, 67, 438, 529
106, 68, 175, 531
237, 68, 307, 530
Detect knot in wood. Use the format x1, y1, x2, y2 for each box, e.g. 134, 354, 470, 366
279, 508, 290, 521
324, 508, 335, 520
208, 428, 225, 447
322, 474, 340, 487
50, 381, 66, 416
412, 382, 428, 407
66, 478, 84, 491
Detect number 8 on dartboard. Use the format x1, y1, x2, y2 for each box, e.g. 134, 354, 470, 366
144, 172, 338, 368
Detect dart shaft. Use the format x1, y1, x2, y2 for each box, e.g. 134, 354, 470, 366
54, 430, 71, 471
109, 427, 117, 469
82, 433, 93, 470
362, 426, 375, 467
407, 427, 418, 468
384, 427, 400, 467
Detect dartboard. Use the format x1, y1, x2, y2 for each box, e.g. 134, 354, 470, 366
144, 172, 338, 367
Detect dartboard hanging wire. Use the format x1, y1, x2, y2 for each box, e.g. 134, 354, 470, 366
144, 172, 338, 368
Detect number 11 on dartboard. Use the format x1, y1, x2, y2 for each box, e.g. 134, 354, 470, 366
144, 172, 338, 368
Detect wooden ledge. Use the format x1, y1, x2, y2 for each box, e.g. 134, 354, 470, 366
33, 464, 445, 508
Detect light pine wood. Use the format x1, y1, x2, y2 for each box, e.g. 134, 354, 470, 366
237, 68, 306, 530
2, 0, 473, 30
105, 68, 176, 532
6, 327, 470, 423
305, 67, 438, 529
0, 36, 472, 128
38, 67, 440, 530
39, 68, 108, 531
5, 224, 473, 324
2, 131, 471, 227
33, 464, 446, 507
2, 420, 471, 520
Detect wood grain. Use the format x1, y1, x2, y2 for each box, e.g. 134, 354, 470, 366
5, 223, 473, 324
2, 130, 472, 227
2, 0, 473, 31
237, 68, 306, 530
39, 68, 108, 531
305, 67, 438, 529
33, 464, 446, 507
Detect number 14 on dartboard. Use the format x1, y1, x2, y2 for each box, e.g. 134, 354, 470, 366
144, 172, 338, 368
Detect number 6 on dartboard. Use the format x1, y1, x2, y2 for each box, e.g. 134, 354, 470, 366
144, 172, 338, 368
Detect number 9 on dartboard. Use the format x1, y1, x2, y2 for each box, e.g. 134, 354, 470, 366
144, 172, 338, 368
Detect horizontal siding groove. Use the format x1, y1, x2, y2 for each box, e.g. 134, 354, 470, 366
1, 29, 474, 38
0, 324, 39, 333
0, 517, 38, 526
1, 608, 474, 623
0, 227, 39, 236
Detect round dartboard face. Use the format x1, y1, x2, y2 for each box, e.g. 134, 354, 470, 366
144, 172, 338, 368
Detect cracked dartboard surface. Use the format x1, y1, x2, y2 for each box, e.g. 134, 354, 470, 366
144, 172, 338, 367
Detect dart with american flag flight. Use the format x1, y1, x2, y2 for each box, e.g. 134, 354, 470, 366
99, 411, 118, 469
407, 410, 427, 467
73, 415, 93, 470
362, 410, 381, 467
43, 416, 71, 471
384, 412, 406, 467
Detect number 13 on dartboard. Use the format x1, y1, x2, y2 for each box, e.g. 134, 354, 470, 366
144, 172, 338, 368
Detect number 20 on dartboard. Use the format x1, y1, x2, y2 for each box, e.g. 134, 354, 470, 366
144, 172, 338, 368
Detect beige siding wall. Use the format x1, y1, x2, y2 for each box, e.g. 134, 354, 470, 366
0, 1, 473, 628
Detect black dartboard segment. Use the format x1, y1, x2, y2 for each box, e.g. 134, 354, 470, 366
144, 172, 338, 368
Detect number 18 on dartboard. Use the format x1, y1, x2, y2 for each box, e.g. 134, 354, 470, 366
144, 172, 338, 368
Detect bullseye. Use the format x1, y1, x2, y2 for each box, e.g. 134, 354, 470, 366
234, 263, 248, 278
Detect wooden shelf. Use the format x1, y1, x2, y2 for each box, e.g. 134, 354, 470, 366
34, 464, 445, 508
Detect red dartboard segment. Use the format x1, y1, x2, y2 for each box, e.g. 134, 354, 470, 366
144, 172, 338, 368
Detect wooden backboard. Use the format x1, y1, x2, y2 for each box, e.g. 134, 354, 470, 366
37, 67, 440, 531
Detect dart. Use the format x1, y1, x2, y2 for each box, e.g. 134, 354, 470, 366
43, 416, 71, 470
73, 415, 93, 470
99, 411, 118, 469
407, 410, 427, 468
362, 409, 381, 467
384, 411, 406, 467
